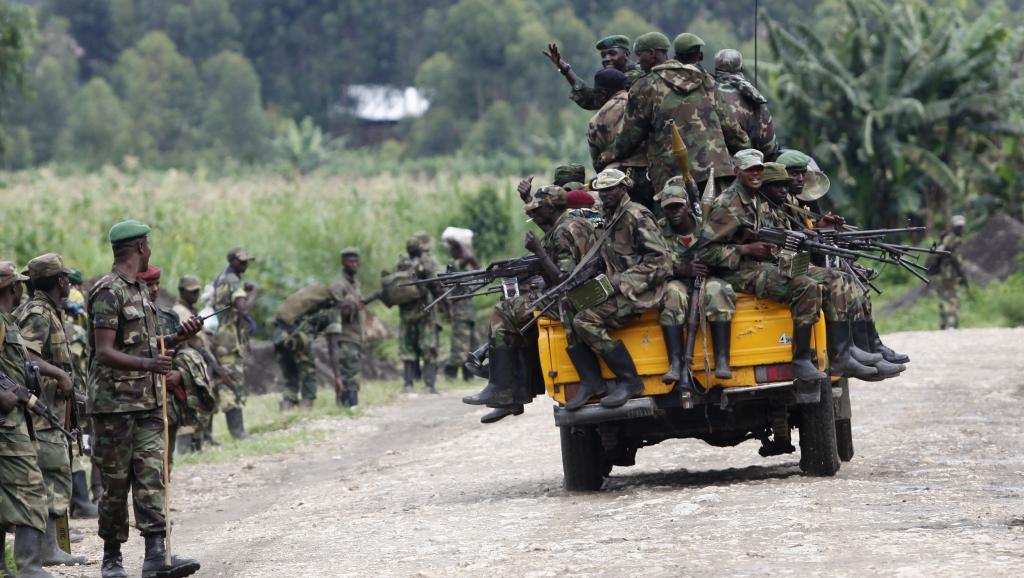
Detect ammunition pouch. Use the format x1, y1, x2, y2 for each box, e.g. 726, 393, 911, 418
567, 274, 613, 311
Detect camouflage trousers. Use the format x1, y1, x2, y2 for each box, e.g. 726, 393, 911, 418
274, 326, 317, 402
217, 352, 246, 411
489, 291, 566, 349
337, 340, 361, 393
805, 266, 864, 321
91, 408, 166, 542
937, 279, 960, 329
33, 429, 71, 518
719, 264, 822, 327
446, 319, 477, 370
657, 280, 690, 326
398, 317, 438, 364
703, 277, 738, 322
575, 288, 685, 355
0, 443, 48, 531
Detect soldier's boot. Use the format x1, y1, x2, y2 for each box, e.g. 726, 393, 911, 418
564, 344, 607, 411
660, 325, 685, 385
481, 347, 535, 424
224, 409, 250, 440
461, 365, 474, 382
443, 364, 459, 380
866, 320, 910, 364
462, 343, 490, 379
70, 471, 98, 519
792, 325, 827, 382
480, 405, 525, 423
14, 526, 56, 578
423, 363, 439, 394
100, 541, 126, 578
599, 341, 645, 408
175, 434, 194, 457
191, 433, 203, 453
40, 517, 86, 566
461, 348, 517, 406
402, 361, 416, 393
848, 321, 883, 365
140, 534, 200, 578
826, 321, 878, 380
710, 321, 733, 380
851, 321, 905, 380
347, 389, 359, 409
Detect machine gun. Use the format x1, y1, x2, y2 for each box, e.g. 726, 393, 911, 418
813, 226, 949, 286
0, 366, 74, 440
403, 255, 544, 312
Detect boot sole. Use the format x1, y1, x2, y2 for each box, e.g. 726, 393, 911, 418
480, 406, 525, 424
142, 562, 201, 578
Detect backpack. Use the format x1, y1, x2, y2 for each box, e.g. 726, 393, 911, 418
380, 266, 425, 307
275, 283, 336, 325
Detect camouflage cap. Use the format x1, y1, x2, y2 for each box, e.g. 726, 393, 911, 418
634, 32, 670, 53
27, 253, 73, 280
596, 35, 631, 51
733, 148, 765, 171
951, 215, 967, 227
68, 269, 84, 285
562, 181, 585, 191
0, 261, 29, 289
138, 266, 161, 283
340, 247, 361, 258
227, 246, 255, 262
777, 149, 812, 171
524, 185, 568, 212
762, 162, 793, 185
109, 219, 151, 244
715, 48, 743, 73
591, 168, 634, 190
413, 230, 433, 250
657, 185, 690, 207
673, 33, 705, 55
553, 164, 586, 187
178, 275, 201, 291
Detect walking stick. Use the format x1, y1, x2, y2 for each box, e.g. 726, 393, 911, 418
159, 339, 172, 566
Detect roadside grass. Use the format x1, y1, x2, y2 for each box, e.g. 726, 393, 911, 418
871, 270, 1024, 333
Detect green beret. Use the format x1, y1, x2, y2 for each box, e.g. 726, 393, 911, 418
595, 35, 631, 51
340, 247, 361, 258
777, 149, 812, 171
634, 32, 670, 53
109, 219, 151, 244
673, 32, 705, 55
553, 164, 586, 187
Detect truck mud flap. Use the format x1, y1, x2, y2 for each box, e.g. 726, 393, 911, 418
553, 397, 657, 427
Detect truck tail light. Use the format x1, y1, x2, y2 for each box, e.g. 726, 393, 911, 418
755, 364, 793, 383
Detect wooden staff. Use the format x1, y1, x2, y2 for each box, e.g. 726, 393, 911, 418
159, 338, 172, 565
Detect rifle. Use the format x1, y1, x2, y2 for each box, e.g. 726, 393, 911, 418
403, 255, 544, 312
0, 367, 74, 440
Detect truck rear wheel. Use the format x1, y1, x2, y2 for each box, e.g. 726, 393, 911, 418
836, 418, 854, 462
798, 378, 841, 476
560, 425, 605, 491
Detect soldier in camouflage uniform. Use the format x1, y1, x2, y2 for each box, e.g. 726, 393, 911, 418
933, 215, 968, 330
599, 32, 751, 196
66, 268, 103, 508
463, 185, 596, 422
714, 48, 779, 161
442, 236, 479, 381
0, 261, 55, 578
172, 275, 224, 451
272, 283, 343, 410
543, 35, 646, 111
212, 246, 257, 439
396, 237, 440, 394
87, 220, 202, 578
331, 248, 373, 408
568, 169, 674, 409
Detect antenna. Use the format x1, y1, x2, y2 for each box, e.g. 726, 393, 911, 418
754, 0, 759, 86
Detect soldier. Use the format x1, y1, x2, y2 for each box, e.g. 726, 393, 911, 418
714, 48, 779, 161
17, 254, 88, 567
442, 234, 480, 381
87, 220, 202, 578
933, 215, 968, 330
517, 164, 587, 206
0, 261, 56, 578
172, 275, 224, 451
396, 237, 440, 394
569, 169, 674, 409
543, 35, 645, 111
331, 248, 373, 408
211, 247, 257, 440
272, 283, 343, 410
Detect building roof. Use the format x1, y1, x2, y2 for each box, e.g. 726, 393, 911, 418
344, 85, 430, 122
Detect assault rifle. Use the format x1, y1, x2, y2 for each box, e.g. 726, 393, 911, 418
0, 366, 74, 440
403, 255, 544, 312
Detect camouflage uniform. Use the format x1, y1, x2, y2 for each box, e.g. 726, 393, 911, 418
87, 268, 167, 542
573, 200, 673, 354
397, 253, 439, 366
0, 311, 49, 533
570, 63, 645, 110
211, 267, 251, 410
601, 60, 751, 193
273, 291, 341, 404
155, 308, 214, 462
714, 50, 778, 160
934, 232, 965, 329
172, 301, 217, 444
330, 270, 365, 395
444, 256, 478, 375
18, 291, 74, 519
658, 216, 736, 324
587, 90, 656, 212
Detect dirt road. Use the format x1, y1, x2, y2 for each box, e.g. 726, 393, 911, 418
56, 328, 1024, 576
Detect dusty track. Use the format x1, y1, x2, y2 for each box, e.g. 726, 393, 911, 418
55, 328, 1024, 577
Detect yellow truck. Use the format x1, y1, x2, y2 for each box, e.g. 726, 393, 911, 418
538, 293, 852, 491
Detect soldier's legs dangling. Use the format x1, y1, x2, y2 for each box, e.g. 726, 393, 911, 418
704, 277, 736, 379
807, 267, 877, 379
860, 297, 910, 364
464, 298, 528, 408
658, 280, 689, 386
573, 294, 645, 409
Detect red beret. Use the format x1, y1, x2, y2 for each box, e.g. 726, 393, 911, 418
138, 266, 162, 282
566, 189, 595, 209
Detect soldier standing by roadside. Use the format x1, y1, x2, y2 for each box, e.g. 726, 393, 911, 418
331, 248, 375, 408
932, 215, 968, 330
172, 275, 223, 451
442, 234, 479, 381
396, 238, 440, 394
212, 247, 257, 439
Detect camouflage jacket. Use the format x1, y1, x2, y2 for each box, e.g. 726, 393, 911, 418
602, 61, 751, 192
588, 91, 648, 170
445, 257, 477, 322
600, 200, 672, 309
659, 217, 701, 278
212, 267, 252, 359
696, 180, 805, 272
934, 233, 965, 285
545, 209, 597, 274
397, 254, 439, 323
330, 271, 365, 343
0, 311, 34, 456
18, 291, 74, 432
67, 320, 89, 394
87, 267, 160, 415
156, 307, 215, 426
570, 63, 645, 110
716, 72, 778, 160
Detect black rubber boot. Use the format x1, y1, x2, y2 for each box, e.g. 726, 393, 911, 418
867, 320, 910, 364
423, 363, 439, 394
174, 434, 194, 456
402, 361, 416, 392
853, 320, 905, 379
70, 471, 98, 519
41, 517, 86, 566
564, 344, 607, 411
462, 343, 490, 379
224, 409, 250, 440
348, 389, 359, 408
480, 405, 525, 424
826, 321, 878, 380
599, 341, 645, 409
14, 526, 56, 578
792, 325, 827, 382
462, 348, 517, 406
710, 321, 733, 379
100, 541, 126, 578
140, 534, 200, 578
849, 320, 883, 364
660, 325, 685, 385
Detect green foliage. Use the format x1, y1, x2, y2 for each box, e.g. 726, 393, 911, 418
58, 78, 129, 168
272, 117, 334, 175
451, 184, 517, 261
201, 51, 271, 162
